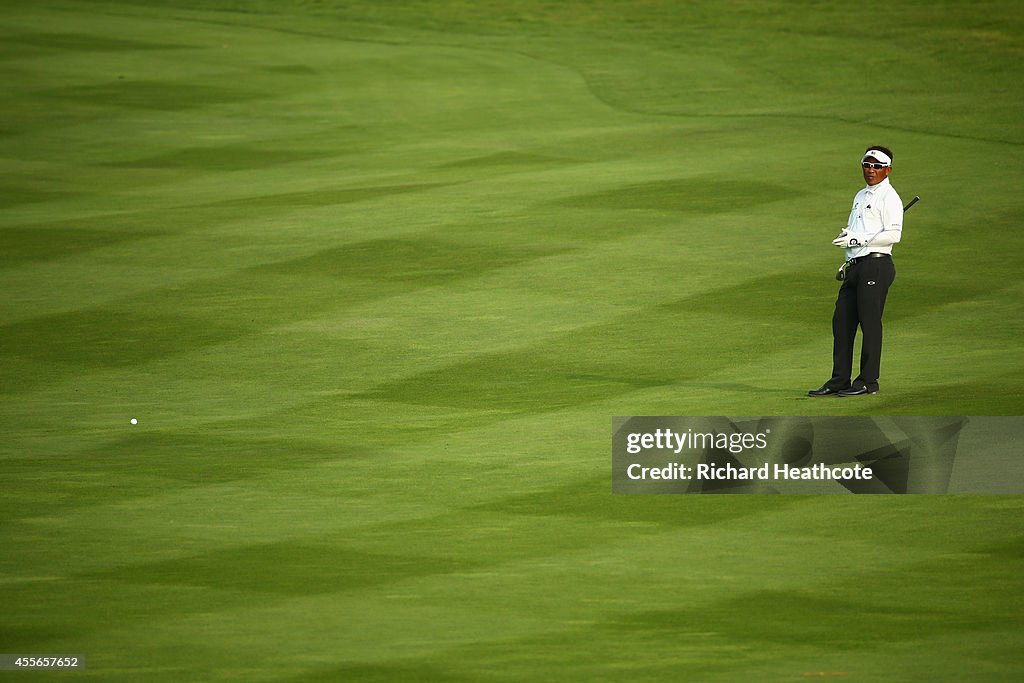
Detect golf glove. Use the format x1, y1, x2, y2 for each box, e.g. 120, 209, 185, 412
832, 231, 863, 248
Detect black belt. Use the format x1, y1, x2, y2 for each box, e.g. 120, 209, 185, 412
849, 252, 891, 264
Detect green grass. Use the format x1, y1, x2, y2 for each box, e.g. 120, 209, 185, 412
2, 1, 1023, 680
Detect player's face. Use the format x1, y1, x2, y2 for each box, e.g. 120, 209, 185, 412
862, 157, 891, 186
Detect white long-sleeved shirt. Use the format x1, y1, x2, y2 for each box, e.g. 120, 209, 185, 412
844, 177, 903, 259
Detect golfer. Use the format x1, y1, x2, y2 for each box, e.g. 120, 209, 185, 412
808, 146, 903, 397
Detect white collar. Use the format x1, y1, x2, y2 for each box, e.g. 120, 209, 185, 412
865, 177, 891, 193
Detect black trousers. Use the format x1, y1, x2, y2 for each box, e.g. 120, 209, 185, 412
828, 255, 896, 391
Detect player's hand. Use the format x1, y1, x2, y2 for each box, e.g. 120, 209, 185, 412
832, 231, 861, 248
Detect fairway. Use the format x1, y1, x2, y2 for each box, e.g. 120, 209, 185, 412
2, 1, 1024, 680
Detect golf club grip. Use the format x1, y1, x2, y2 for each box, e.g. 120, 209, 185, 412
903, 195, 920, 212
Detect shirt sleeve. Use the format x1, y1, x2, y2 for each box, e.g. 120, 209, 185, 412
865, 189, 903, 246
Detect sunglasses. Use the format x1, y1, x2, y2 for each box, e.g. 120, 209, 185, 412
862, 162, 889, 169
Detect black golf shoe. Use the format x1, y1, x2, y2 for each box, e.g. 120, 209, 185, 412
837, 385, 878, 396
807, 384, 849, 397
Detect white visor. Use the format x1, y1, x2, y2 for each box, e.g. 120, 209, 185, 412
862, 149, 892, 166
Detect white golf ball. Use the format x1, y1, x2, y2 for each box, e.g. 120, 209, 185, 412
130, 418, 138, 425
